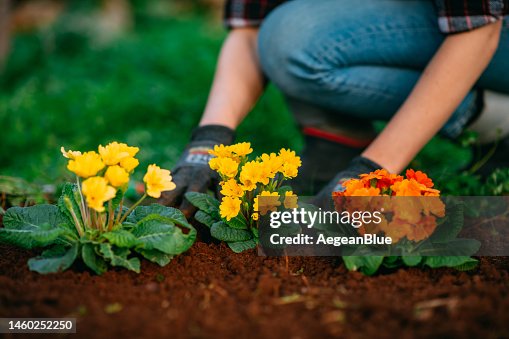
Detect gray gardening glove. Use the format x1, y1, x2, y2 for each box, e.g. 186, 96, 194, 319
311, 156, 382, 209
159, 125, 234, 217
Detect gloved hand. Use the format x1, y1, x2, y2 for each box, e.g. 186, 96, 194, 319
159, 124, 235, 217
310, 156, 382, 209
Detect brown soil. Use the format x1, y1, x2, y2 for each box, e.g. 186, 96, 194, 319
1, 243, 508, 339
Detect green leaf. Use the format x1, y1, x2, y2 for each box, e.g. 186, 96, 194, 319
101, 229, 138, 248
417, 239, 481, 256
99, 243, 140, 273
277, 185, 293, 195
132, 218, 195, 255
401, 256, 422, 267
110, 188, 124, 212
57, 183, 84, 231
3, 204, 67, 230
382, 256, 401, 269
127, 204, 193, 228
210, 221, 252, 242
428, 201, 464, 242
0, 225, 64, 249
1, 205, 70, 249
194, 210, 218, 228
452, 258, 479, 271
343, 256, 384, 276
228, 239, 257, 253
184, 192, 220, 215
28, 244, 79, 274
82, 243, 108, 275
137, 249, 174, 266
423, 256, 478, 269
226, 214, 248, 230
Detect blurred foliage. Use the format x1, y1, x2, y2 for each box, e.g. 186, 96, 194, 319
0, 5, 506, 197
0, 12, 301, 185
0, 176, 47, 208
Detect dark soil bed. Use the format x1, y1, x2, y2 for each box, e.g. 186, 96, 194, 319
0, 242, 508, 338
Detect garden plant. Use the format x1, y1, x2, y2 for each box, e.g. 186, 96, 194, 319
0, 142, 196, 274
330, 169, 481, 275
186, 142, 301, 253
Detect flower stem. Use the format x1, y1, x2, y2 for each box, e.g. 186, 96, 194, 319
107, 201, 114, 232
115, 198, 124, 225
76, 176, 89, 229
63, 196, 84, 237
118, 193, 147, 224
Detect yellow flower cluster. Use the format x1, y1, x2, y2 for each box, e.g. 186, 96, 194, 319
209, 143, 301, 222
62, 142, 176, 212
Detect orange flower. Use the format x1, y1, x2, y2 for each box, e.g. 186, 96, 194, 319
350, 187, 381, 196
406, 169, 434, 188
359, 169, 391, 182
382, 218, 414, 243
391, 179, 427, 196
422, 187, 441, 197
420, 196, 446, 217
342, 179, 367, 196
393, 197, 423, 224
409, 215, 438, 242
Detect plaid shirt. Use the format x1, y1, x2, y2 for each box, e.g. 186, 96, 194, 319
224, 0, 507, 33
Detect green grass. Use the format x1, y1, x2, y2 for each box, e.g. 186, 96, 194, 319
0, 12, 505, 195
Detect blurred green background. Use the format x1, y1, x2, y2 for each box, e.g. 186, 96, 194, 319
0, 0, 506, 196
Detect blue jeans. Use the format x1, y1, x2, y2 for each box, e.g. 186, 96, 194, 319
258, 0, 509, 139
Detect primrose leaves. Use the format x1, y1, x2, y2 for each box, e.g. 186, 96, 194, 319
28, 244, 80, 274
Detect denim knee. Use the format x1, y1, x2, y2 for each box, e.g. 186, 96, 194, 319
258, 0, 340, 98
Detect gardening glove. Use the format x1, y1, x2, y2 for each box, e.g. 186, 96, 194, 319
159, 124, 235, 217
310, 156, 382, 209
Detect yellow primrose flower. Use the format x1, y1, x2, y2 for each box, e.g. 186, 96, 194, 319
99, 142, 139, 166
254, 191, 281, 216
120, 157, 139, 172
81, 176, 116, 212
118, 143, 139, 157
255, 161, 271, 185
284, 191, 298, 209
208, 144, 234, 158
281, 163, 299, 178
220, 196, 242, 221
220, 179, 244, 198
229, 142, 253, 156
143, 164, 177, 198
252, 213, 259, 221
213, 157, 238, 178
105, 165, 129, 188
279, 149, 302, 168
60, 146, 82, 160
261, 153, 284, 178
239, 161, 259, 191
67, 151, 105, 178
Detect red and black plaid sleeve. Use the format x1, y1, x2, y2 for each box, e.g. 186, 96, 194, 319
224, 0, 288, 29
435, 0, 508, 33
